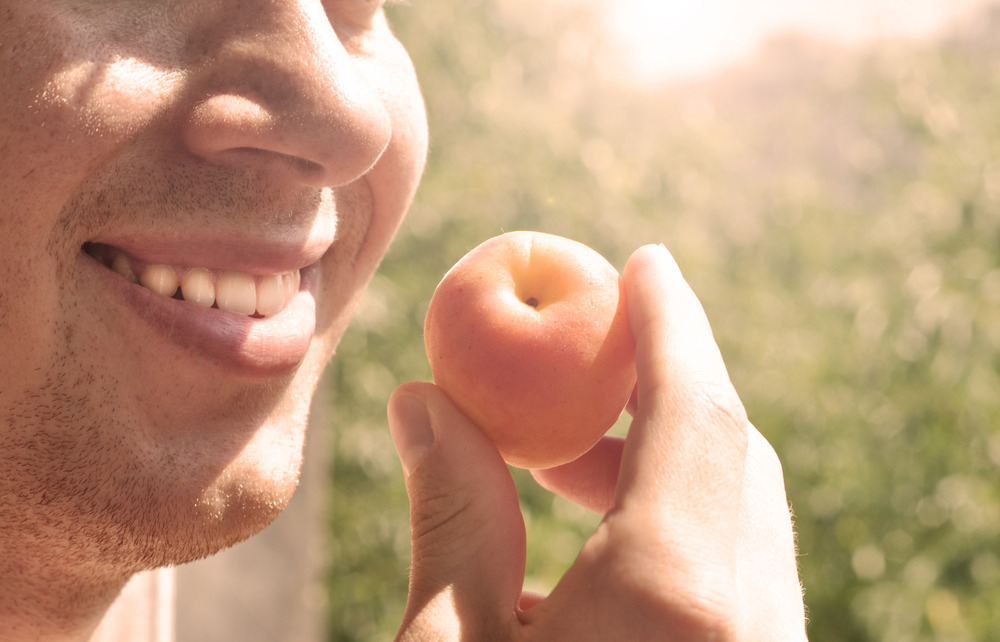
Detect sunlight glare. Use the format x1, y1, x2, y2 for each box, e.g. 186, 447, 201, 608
603, 0, 992, 82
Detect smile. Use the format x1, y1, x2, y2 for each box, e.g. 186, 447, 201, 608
80, 239, 320, 375
84, 242, 301, 318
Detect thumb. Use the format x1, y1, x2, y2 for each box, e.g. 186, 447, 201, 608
388, 381, 526, 640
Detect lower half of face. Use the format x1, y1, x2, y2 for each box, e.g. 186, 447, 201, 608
3, 350, 318, 573
0, 180, 399, 573
0, 2, 428, 573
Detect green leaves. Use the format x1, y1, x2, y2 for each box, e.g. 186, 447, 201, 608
325, 2, 1000, 640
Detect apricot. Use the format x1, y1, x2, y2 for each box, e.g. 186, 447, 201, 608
423, 231, 636, 469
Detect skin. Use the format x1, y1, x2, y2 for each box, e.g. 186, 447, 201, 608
1, 1, 807, 640
389, 245, 808, 640
0, 1, 426, 640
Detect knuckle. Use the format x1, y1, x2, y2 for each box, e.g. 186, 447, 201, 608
693, 381, 748, 430
408, 487, 477, 548
747, 424, 792, 497
678, 380, 750, 450
750, 425, 784, 474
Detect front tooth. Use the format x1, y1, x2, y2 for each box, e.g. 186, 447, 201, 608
255, 274, 285, 317
216, 270, 257, 316
140, 264, 179, 297
112, 253, 139, 283
283, 271, 300, 303
181, 268, 215, 308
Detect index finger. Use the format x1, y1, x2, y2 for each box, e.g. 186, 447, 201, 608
614, 244, 748, 531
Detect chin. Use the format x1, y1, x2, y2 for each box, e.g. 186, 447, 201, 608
138, 430, 307, 569
127, 377, 318, 569
159, 301, 344, 567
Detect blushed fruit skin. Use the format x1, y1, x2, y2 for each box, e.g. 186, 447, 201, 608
424, 231, 637, 469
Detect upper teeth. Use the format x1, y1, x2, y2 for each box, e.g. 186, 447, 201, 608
89, 245, 301, 318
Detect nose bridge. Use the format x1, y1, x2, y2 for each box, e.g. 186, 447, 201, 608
180, 0, 392, 186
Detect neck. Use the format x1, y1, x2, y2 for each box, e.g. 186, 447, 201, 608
0, 541, 131, 642
0, 581, 122, 642
1, 536, 174, 642
90, 570, 174, 642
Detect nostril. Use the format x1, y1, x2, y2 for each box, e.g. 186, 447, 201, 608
177, 9, 394, 190
284, 154, 323, 177
216, 146, 326, 178
180, 87, 390, 188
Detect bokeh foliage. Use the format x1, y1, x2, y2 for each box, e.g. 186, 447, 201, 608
326, 1, 1000, 639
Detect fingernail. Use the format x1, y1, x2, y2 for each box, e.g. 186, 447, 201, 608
388, 391, 434, 476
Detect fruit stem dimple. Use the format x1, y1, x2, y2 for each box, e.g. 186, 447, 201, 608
525, 296, 540, 308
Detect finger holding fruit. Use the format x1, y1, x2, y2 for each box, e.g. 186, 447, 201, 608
388, 235, 807, 641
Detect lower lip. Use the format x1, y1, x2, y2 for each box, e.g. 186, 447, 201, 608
83, 253, 318, 376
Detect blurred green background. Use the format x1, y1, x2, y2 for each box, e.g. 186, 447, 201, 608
325, 1, 1000, 639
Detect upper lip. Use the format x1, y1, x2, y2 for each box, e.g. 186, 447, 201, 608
84, 230, 334, 275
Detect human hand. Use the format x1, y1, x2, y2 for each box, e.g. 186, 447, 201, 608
387, 243, 807, 640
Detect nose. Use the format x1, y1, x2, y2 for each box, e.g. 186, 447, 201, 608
178, 0, 392, 188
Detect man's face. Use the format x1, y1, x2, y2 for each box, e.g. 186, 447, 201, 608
0, 0, 427, 572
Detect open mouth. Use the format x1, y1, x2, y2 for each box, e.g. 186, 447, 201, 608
83, 242, 301, 318
79, 237, 321, 374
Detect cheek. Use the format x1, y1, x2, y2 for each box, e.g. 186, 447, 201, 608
0, 25, 180, 399
307, 61, 427, 361
0, 15, 181, 265
309, 36, 427, 349
47, 58, 181, 141
349, 36, 429, 268
1, 6, 179, 180
17, 59, 181, 198
379, 45, 430, 204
